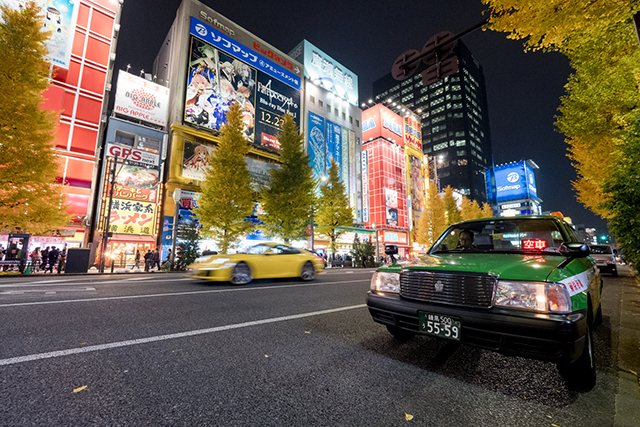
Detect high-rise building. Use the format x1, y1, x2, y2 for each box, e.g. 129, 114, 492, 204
372, 41, 493, 202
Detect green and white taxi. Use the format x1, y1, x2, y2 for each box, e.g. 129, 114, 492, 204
367, 216, 602, 390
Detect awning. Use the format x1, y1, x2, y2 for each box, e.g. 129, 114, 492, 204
335, 226, 374, 235
109, 234, 157, 242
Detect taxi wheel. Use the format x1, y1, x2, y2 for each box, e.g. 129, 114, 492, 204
386, 325, 415, 341
230, 262, 252, 285
558, 323, 596, 391
300, 262, 315, 281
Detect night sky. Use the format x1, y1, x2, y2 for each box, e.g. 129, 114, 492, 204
112, 0, 608, 231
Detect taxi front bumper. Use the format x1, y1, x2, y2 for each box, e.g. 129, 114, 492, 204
367, 292, 588, 364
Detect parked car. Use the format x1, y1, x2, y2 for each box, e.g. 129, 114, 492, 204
589, 244, 618, 276
367, 215, 603, 390
189, 243, 325, 284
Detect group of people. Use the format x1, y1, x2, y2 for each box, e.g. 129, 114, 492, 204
138, 248, 161, 272
28, 246, 67, 273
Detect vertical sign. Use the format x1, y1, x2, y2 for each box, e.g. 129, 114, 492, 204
362, 150, 369, 223
342, 127, 349, 193
355, 136, 362, 223
326, 120, 335, 171
333, 123, 342, 182
307, 111, 326, 181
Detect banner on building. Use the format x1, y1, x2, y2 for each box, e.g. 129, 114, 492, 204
307, 111, 325, 181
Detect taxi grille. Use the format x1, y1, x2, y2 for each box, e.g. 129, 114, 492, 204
400, 270, 496, 308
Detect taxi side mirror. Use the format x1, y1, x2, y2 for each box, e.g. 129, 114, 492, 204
559, 242, 590, 258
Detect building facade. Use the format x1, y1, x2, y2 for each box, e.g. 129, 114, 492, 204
372, 40, 492, 203
151, 0, 304, 256
487, 160, 542, 217
0, 0, 122, 255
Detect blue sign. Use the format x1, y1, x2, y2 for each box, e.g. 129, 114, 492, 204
333, 122, 342, 181
326, 119, 335, 170
190, 17, 301, 90
308, 111, 325, 181
524, 162, 538, 200
495, 162, 528, 202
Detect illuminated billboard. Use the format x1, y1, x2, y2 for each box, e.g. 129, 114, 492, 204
184, 17, 301, 150
362, 104, 404, 146
2, 0, 79, 69
494, 161, 539, 202
114, 71, 170, 127
403, 110, 422, 152
307, 111, 325, 181
289, 40, 358, 106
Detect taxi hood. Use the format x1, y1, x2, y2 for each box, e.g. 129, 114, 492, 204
401, 253, 566, 282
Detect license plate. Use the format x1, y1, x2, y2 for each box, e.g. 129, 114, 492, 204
418, 312, 461, 341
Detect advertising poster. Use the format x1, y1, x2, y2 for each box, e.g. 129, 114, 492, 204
106, 198, 156, 235
185, 18, 301, 150
255, 72, 301, 150
113, 185, 158, 203
182, 141, 216, 181
2, 0, 79, 69
403, 111, 422, 152
114, 165, 159, 189
245, 157, 279, 191
114, 71, 170, 127
333, 122, 342, 181
184, 38, 256, 141
341, 127, 349, 192
386, 207, 398, 226
362, 150, 369, 223
106, 143, 160, 170
524, 162, 538, 199
409, 155, 425, 222
326, 119, 335, 170
307, 111, 325, 181
385, 188, 399, 226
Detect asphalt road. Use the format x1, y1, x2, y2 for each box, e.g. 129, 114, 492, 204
0, 267, 638, 426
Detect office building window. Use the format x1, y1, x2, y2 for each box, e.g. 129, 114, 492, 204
115, 131, 135, 146
457, 149, 467, 156
356, 119, 360, 127
318, 100, 323, 108
310, 95, 315, 104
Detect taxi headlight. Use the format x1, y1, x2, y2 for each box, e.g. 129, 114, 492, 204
493, 281, 571, 313
371, 272, 400, 293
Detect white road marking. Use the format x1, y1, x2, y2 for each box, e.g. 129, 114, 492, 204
0, 287, 96, 295
0, 304, 367, 366
0, 279, 369, 308
0, 277, 193, 288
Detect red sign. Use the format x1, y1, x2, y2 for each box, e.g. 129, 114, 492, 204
261, 133, 280, 150
253, 42, 293, 71
522, 239, 547, 250
362, 104, 404, 146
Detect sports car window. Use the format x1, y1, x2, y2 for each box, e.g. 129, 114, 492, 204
247, 244, 270, 255
272, 245, 300, 255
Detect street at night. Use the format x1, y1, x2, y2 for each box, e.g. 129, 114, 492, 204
1, 268, 638, 426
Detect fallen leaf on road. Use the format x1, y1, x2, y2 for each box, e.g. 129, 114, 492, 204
73, 385, 88, 393
629, 370, 638, 376
80, 343, 86, 345
304, 331, 311, 334
405, 413, 414, 421
547, 415, 553, 419
265, 355, 270, 358
552, 424, 559, 427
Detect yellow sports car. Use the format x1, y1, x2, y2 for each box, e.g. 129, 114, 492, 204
189, 242, 325, 284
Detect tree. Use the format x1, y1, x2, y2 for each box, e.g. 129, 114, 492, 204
0, 2, 70, 234
603, 116, 640, 272
480, 202, 494, 218
174, 220, 200, 271
260, 114, 315, 243
315, 160, 354, 254
416, 183, 447, 248
481, 0, 640, 225
194, 103, 254, 254
442, 186, 462, 226
351, 234, 376, 268
459, 196, 483, 221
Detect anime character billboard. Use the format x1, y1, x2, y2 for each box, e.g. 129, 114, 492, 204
182, 141, 216, 181
1, 0, 79, 69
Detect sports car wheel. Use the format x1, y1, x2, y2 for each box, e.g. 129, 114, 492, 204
230, 262, 252, 285
300, 262, 315, 281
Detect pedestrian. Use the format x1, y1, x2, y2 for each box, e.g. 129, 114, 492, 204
134, 249, 141, 269
40, 246, 50, 271
144, 249, 152, 272
152, 248, 160, 270
30, 248, 41, 272
57, 249, 67, 274
47, 247, 59, 273
165, 249, 173, 270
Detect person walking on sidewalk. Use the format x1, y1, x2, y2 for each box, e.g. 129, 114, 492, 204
57, 249, 67, 274
134, 250, 141, 269
152, 249, 160, 270
144, 250, 152, 272
30, 248, 41, 273
46, 247, 59, 273
40, 246, 50, 271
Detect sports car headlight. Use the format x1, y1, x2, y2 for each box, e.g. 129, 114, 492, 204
493, 281, 571, 313
371, 272, 400, 293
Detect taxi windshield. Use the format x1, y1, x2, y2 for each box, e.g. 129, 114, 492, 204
430, 218, 572, 254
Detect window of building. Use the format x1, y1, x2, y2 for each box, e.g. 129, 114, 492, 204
356, 119, 360, 127
456, 140, 466, 146
401, 87, 412, 95
401, 79, 412, 87
433, 142, 448, 151
431, 115, 445, 124
451, 84, 461, 91
452, 112, 463, 118
433, 87, 444, 96
342, 112, 346, 120
401, 93, 414, 102
115, 130, 135, 146
318, 100, 323, 108
457, 149, 466, 156
310, 95, 315, 104
439, 170, 450, 178
424, 146, 432, 153
432, 124, 446, 133
327, 104, 332, 113
430, 97, 444, 107
349, 116, 353, 124
458, 159, 468, 166
429, 80, 443, 89
455, 131, 465, 137
432, 105, 445, 115
390, 85, 400, 92
432, 133, 448, 142
421, 111, 430, 119
335, 108, 339, 117
452, 103, 462, 109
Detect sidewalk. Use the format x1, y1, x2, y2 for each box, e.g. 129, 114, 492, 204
614, 265, 640, 426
